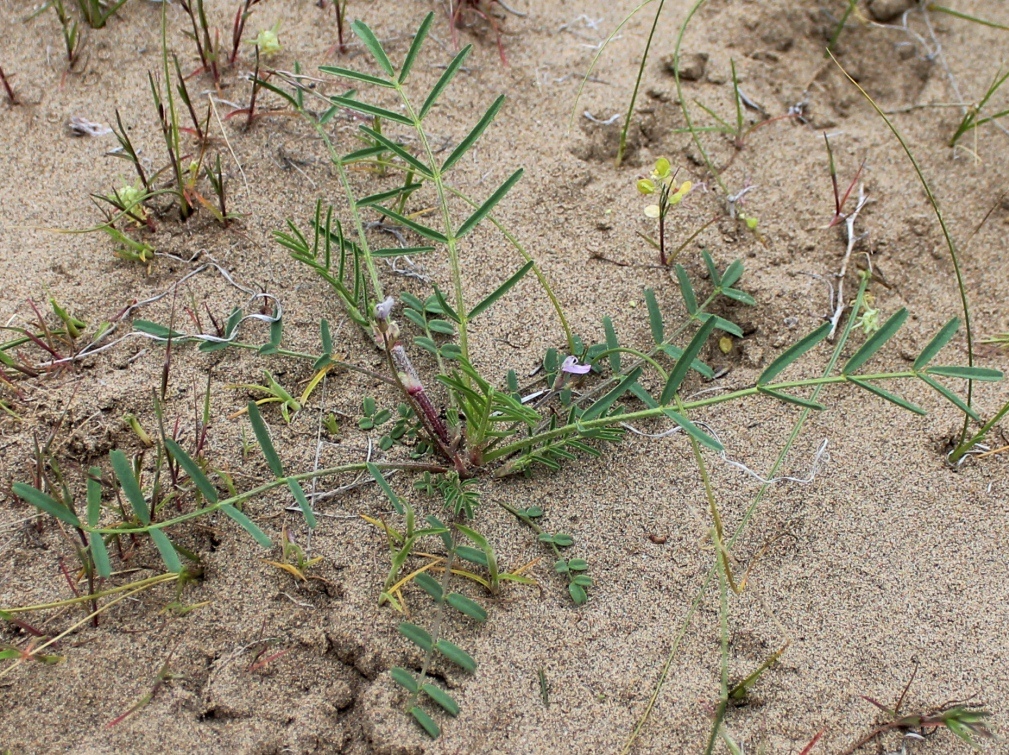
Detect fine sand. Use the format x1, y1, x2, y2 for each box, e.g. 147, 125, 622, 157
1, 0, 1008, 753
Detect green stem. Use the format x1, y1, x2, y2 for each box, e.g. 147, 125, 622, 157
616, 0, 667, 167
485, 368, 918, 462
89, 461, 446, 535
393, 82, 469, 363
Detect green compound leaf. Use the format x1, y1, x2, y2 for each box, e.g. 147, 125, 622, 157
422, 684, 460, 716
759, 322, 831, 384
456, 168, 524, 238
914, 317, 959, 370
164, 439, 218, 503
435, 639, 476, 672
443, 94, 505, 172
111, 449, 150, 525
468, 260, 533, 319
399, 622, 433, 652
247, 402, 284, 478
410, 706, 440, 738
220, 504, 272, 547
644, 288, 663, 345
318, 65, 393, 88
149, 529, 182, 572
843, 308, 908, 375
390, 666, 419, 693
446, 592, 487, 622
420, 45, 472, 119
398, 12, 434, 84
661, 317, 717, 404
12, 483, 80, 527
849, 377, 925, 415
350, 20, 395, 76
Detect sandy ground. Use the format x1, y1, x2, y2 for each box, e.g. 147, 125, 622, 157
1, 0, 1009, 752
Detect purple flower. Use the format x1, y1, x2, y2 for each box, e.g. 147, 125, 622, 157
374, 296, 395, 321
561, 356, 591, 375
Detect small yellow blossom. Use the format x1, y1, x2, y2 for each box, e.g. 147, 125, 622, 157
251, 22, 282, 55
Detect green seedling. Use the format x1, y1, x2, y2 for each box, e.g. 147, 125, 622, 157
228, 370, 302, 423
51, 0, 82, 69
264, 525, 322, 581
76, 0, 129, 28
179, 0, 221, 82
949, 66, 1009, 147
636, 157, 692, 266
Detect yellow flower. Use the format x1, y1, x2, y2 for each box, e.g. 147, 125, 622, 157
644, 204, 661, 218
668, 180, 692, 205
651, 157, 671, 181
637, 178, 656, 195
251, 22, 282, 55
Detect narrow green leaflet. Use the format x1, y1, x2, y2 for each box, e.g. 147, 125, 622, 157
12, 483, 80, 527
455, 523, 489, 548
318, 65, 392, 88
86, 468, 111, 578
287, 479, 318, 528
390, 666, 419, 692
581, 366, 643, 421
220, 504, 272, 547
721, 259, 744, 288
661, 317, 717, 404
320, 319, 332, 355
435, 639, 476, 672
410, 706, 440, 738
442, 94, 505, 172
433, 287, 460, 323
456, 546, 488, 566
111, 449, 150, 524
702, 250, 721, 287
446, 592, 487, 622
133, 320, 183, 340
149, 529, 182, 572
246, 402, 284, 478
660, 345, 714, 378
420, 45, 472, 119
456, 169, 524, 238
722, 287, 756, 305
164, 439, 218, 503
849, 377, 925, 415
675, 265, 697, 314
843, 308, 908, 374
603, 316, 621, 372
358, 126, 433, 178
759, 322, 831, 384
914, 318, 959, 370
328, 94, 412, 126
757, 386, 826, 411
644, 288, 663, 344
373, 246, 434, 258
414, 572, 443, 600
398, 12, 434, 84
468, 261, 533, 319
925, 366, 1002, 381
350, 20, 395, 76
919, 374, 981, 422
423, 684, 460, 716
399, 622, 433, 651
697, 313, 743, 338
661, 409, 723, 451
371, 205, 448, 244
367, 463, 405, 514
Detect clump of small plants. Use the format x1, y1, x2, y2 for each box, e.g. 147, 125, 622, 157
5, 9, 1007, 750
